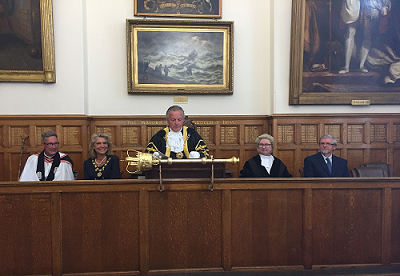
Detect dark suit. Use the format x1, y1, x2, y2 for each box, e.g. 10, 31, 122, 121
303, 153, 350, 177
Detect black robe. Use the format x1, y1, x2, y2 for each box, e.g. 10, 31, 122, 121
240, 155, 292, 178
145, 126, 209, 159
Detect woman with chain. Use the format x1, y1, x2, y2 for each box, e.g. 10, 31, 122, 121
84, 133, 120, 180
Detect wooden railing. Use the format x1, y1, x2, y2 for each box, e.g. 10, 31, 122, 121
1, 178, 400, 275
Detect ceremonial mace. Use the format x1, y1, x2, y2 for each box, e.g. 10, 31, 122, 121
18, 135, 29, 180
123, 149, 239, 191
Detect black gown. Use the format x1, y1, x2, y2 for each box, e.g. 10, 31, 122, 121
240, 155, 292, 178
145, 126, 209, 159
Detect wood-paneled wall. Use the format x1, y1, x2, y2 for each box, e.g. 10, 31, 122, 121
269, 114, 400, 177
1, 114, 399, 180
1, 178, 400, 275
0, 116, 90, 181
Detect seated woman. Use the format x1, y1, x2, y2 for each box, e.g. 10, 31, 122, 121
84, 133, 121, 180
240, 134, 292, 177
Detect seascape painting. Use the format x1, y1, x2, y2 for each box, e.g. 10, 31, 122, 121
137, 31, 224, 85
127, 20, 233, 94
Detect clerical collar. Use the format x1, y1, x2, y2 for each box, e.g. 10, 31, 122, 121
44, 152, 55, 159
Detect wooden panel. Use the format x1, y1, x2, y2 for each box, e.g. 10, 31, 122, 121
269, 114, 400, 177
197, 125, 216, 145
371, 124, 388, 143
220, 125, 239, 145
1, 114, 399, 181
0, 153, 4, 181
394, 149, 400, 177
312, 189, 382, 265
121, 126, 141, 146
1, 178, 400, 275
370, 149, 388, 163
278, 150, 295, 176
61, 192, 140, 274
0, 116, 89, 181
301, 124, 318, 144
394, 124, 400, 142
348, 124, 365, 143
11, 152, 31, 181
148, 190, 223, 271
347, 149, 365, 172
244, 125, 264, 144
231, 190, 303, 267
0, 125, 3, 147
220, 149, 241, 177
277, 125, 295, 143
0, 194, 53, 275
392, 189, 400, 262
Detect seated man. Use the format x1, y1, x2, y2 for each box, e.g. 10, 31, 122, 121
304, 134, 350, 177
19, 131, 75, 181
145, 105, 209, 159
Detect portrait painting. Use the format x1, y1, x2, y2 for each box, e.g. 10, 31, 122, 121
127, 20, 233, 94
134, 0, 221, 18
0, 0, 55, 82
289, 0, 400, 105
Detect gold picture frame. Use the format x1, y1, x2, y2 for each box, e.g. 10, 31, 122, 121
289, 0, 400, 105
0, 0, 55, 83
127, 20, 233, 94
134, 0, 222, 19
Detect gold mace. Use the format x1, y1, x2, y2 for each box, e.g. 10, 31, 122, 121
124, 149, 240, 174
123, 150, 239, 191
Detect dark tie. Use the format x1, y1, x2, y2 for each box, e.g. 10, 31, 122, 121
326, 158, 332, 174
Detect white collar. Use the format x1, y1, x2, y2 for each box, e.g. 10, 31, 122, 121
167, 128, 184, 152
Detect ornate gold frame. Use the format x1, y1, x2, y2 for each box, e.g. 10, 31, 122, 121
0, 0, 55, 83
289, 0, 400, 105
134, 0, 222, 19
127, 20, 233, 94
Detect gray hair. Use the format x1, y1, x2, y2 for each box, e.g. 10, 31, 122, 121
255, 133, 274, 150
319, 134, 337, 146
166, 105, 185, 120
89, 133, 112, 158
41, 131, 57, 143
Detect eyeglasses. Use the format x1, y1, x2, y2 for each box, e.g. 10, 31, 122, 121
44, 142, 59, 146
259, 143, 272, 147
319, 143, 334, 146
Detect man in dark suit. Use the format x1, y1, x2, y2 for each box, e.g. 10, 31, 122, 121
303, 135, 350, 177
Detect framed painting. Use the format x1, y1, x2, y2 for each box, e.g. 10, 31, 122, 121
134, 0, 222, 18
289, 0, 400, 105
0, 0, 55, 83
127, 20, 233, 94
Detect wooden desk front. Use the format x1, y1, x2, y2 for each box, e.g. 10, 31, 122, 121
1, 178, 400, 275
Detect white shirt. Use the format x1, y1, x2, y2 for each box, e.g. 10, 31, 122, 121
260, 154, 274, 174
167, 128, 184, 153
